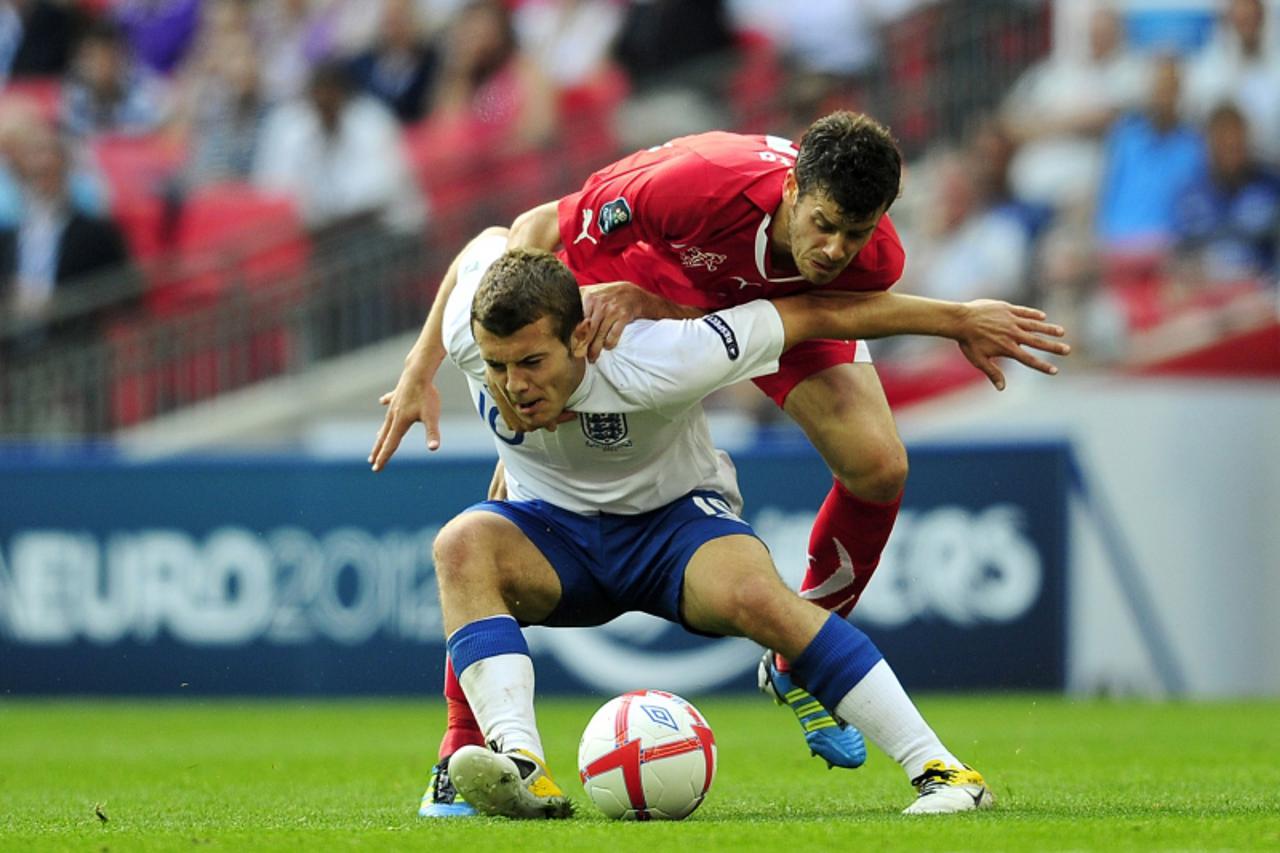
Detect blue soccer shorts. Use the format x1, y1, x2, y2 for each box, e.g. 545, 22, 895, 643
464, 490, 759, 633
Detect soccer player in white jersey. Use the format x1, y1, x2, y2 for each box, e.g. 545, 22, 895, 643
375, 113, 1074, 779
399, 229, 1068, 818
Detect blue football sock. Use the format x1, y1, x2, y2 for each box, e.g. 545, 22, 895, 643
788, 613, 884, 714
447, 614, 529, 677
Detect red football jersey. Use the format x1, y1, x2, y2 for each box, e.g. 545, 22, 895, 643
556, 131, 905, 310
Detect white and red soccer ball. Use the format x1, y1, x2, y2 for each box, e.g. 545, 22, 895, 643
577, 689, 717, 820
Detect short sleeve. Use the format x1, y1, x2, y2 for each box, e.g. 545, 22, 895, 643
442, 233, 508, 380
556, 146, 718, 271
585, 300, 786, 415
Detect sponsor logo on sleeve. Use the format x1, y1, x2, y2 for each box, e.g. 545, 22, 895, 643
597, 197, 632, 234
701, 314, 740, 360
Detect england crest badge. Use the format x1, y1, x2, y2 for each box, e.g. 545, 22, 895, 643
579, 412, 631, 447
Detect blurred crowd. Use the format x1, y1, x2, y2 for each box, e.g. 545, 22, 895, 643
0, 0, 942, 360
889, 0, 1280, 367
0, 0, 1275, 426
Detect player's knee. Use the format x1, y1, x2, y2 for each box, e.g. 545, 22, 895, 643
432, 515, 498, 590
832, 442, 908, 503
724, 575, 790, 637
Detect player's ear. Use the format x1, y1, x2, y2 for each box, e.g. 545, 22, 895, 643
570, 320, 591, 358
783, 169, 798, 203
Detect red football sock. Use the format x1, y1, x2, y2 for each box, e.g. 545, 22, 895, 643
438, 656, 485, 759
776, 479, 902, 674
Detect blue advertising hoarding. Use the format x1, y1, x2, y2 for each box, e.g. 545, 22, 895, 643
0, 443, 1068, 696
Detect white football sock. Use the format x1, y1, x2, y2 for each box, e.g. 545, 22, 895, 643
456, 652, 544, 760
833, 659, 961, 781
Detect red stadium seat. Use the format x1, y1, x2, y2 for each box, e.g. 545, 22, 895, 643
150, 183, 308, 314
94, 133, 187, 207
0, 76, 61, 122
557, 65, 629, 169
727, 31, 785, 133
107, 185, 310, 423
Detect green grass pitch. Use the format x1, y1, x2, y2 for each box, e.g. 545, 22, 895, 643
3, 695, 1279, 851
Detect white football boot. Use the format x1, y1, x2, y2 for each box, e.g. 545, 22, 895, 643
902, 760, 996, 814
448, 744, 572, 819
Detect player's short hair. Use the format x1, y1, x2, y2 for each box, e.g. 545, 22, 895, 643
471, 249, 583, 345
1206, 100, 1245, 131
795, 111, 902, 219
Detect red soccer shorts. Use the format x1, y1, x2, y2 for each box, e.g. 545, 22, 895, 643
753, 338, 872, 408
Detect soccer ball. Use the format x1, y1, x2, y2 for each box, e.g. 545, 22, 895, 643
577, 689, 717, 820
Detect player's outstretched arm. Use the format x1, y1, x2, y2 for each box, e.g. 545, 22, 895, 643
370, 227, 511, 471
772, 291, 1070, 391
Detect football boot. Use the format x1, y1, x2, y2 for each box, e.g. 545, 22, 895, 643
418, 754, 478, 818
448, 744, 573, 819
758, 650, 866, 769
903, 760, 995, 814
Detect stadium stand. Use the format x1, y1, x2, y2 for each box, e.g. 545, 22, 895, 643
1, 0, 1276, 439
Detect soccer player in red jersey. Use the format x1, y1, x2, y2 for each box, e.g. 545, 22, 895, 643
371, 112, 1069, 815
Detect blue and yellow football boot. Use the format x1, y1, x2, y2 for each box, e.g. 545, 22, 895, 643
758, 651, 867, 769
418, 754, 478, 818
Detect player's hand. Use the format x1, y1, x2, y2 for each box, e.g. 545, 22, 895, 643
580, 282, 662, 362
369, 361, 442, 471
955, 300, 1071, 391
486, 379, 576, 433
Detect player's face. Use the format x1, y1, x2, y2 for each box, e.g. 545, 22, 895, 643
784, 175, 887, 285
474, 315, 587, 430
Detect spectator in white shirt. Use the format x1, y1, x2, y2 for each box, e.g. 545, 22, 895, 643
253, 60, 427, 237
1184, 0, 1280, 164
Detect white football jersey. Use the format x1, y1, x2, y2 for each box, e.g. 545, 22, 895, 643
442, 234, 786, 515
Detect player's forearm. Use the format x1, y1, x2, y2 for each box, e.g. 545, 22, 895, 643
640, 292, 706, 321
508, 201, 561, 252
774, 291, 967, 350
404, 229, 506, 374
403, 266, 456, 375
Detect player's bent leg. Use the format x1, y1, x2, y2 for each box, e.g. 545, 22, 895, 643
426, 510, 567, 818
442, 611, 571, 819
432, 510, 563, 633
759, 362, 905, 765
785, 609, 993, 814
679, 536, 867, 768
783, 361, 908, 617
684, 550, 993, 811
679, 534, 824, 659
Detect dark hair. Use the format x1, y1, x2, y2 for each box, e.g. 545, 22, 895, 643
795, 111, 902, 219
309, 59, 354, 95
1206, 100, 1246, 130
79, 19, 126, 49
471, 249, 583, 345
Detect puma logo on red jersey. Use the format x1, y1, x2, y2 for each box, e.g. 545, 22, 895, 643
575, 209, 598, 245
